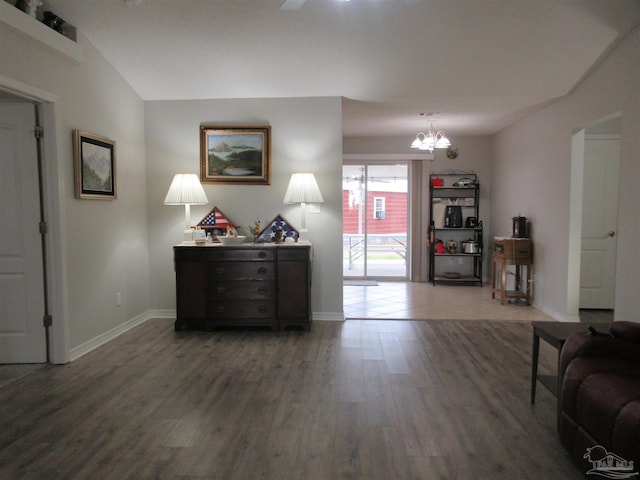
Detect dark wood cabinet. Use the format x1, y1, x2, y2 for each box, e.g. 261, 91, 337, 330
174, 244, 311, 331
276, 247, 311, 330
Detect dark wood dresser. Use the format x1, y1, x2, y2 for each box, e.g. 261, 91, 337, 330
173, 244, 312, 331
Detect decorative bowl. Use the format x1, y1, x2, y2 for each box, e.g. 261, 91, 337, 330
218, 235, 246, 245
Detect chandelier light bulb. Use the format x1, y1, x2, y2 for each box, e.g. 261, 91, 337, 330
410, 120, 451, 152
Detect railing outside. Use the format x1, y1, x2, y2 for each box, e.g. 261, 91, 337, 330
343, 234, 407, 278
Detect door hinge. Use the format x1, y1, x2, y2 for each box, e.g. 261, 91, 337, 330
34, 126, 44, 139
39, 221, 48, 235
43, 314, 53, 327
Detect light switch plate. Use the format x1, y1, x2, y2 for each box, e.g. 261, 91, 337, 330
308, 204, 321, 214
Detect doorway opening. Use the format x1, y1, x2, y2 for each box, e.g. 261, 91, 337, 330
569, 114, 620, 321
342, 162, 409, 281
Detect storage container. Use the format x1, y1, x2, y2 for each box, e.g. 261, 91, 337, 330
493, 237, 532, 259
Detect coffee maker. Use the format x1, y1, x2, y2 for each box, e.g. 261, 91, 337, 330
512, 216, 528, 238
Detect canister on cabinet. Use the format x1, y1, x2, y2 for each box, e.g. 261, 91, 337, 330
512, 216, 528, 238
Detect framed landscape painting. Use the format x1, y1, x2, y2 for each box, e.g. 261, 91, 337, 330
199, 126, 271, 185
73, 130, 117, 200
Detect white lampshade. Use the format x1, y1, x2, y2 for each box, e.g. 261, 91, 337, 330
419, 134, 436, 151
283, 173, 323, 244
283, 173, 324, 204
164, 173, 209, 243
434, 132, 451, 149
410, 133, 426, 149
164, 173, 209, 205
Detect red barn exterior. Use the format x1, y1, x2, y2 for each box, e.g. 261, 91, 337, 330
342, 190, 407, 234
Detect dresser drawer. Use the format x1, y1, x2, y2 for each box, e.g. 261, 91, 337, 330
209, 282, 275, 300
208, 300, 275, 319
209, 248, 274, 261
209, 262, 275, 281
175, 246, 274, 262
277, 247, 309, 261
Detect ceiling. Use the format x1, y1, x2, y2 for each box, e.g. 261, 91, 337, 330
42, 0, 640, 138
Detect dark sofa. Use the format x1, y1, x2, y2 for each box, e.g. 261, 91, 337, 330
559, 321, 640, 476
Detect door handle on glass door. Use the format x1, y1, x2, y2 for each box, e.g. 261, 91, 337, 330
608, 231, 616, 237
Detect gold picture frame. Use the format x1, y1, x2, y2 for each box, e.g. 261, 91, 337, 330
199, 126, 271, 185
73, 130, 117, 200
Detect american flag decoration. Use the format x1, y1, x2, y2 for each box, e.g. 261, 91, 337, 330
257, 214, 299, 243
195, 207, 236, 238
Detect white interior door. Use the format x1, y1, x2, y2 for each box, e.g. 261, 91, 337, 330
0, 102, 47, 363
579, 135, 620, 309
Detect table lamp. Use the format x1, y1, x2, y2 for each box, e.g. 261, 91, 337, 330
164, 173, 209, 243
283, 173, 324, 244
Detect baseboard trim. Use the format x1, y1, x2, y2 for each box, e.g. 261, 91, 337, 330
313, 312, 345, 321
69, 310, 156, 361
532, 301, 573, 322
148, 309, 176, 319
68, 309, 344, 361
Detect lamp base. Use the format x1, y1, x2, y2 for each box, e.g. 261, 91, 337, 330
297, 229, 311, 244
182, 228, 194, 243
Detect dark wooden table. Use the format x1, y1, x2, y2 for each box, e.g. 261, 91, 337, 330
531, 321, 611, 428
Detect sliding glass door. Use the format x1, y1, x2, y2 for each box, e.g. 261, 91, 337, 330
343, 162, 409, 279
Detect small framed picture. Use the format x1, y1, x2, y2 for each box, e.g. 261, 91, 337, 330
199, 126, 271, 185
73, 130, 117, 200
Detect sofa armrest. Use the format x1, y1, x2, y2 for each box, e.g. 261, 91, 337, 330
559, 331, 640, 421
611, 321, 640, 342
562, 323, 640, 370
560, 332, 616, 375
560, 330, 640, 374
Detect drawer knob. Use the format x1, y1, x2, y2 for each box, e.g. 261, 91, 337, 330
258, 287, 268, 294
216, 305, 226, 313
258, 306, 267, 313
257, 267, 267, 275
215, 267, 225, 274
216, 286, 226, 294
258, 251, 266, 258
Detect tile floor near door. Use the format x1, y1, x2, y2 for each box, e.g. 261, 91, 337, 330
344, 281, 555, 321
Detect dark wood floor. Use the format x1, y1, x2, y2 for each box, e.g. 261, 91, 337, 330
0, 319, 584, 479
579, 308, 614, 324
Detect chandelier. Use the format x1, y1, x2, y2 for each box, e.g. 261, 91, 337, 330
410, 123, 451, 152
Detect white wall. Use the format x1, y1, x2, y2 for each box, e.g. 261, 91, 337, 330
145, 97, 344, 319
492, 26, 639, 321
0, 18, 150, 358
